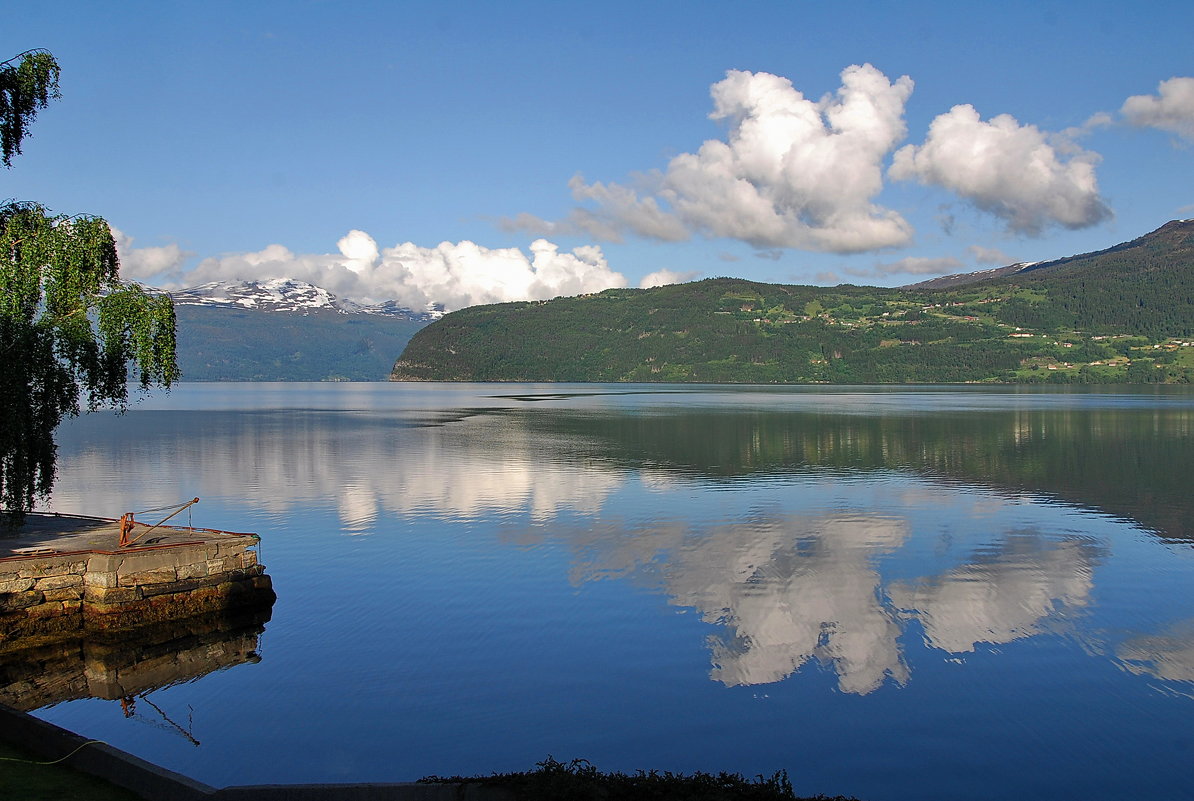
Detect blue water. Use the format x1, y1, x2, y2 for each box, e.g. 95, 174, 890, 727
24, 383, 1194, 800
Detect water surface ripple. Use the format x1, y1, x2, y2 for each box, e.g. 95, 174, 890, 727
14, 383, 1194, 801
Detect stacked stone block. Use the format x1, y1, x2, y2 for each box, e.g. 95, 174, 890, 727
0, 536, 273, 652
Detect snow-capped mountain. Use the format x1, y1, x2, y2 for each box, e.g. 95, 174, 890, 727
169, 279, 445, 322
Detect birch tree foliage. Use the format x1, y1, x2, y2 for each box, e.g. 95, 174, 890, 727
1, 50, 179, 524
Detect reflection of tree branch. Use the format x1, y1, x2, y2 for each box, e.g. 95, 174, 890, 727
136, 693, 201, 747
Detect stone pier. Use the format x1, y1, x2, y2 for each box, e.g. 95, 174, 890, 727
1, 513, 275, 653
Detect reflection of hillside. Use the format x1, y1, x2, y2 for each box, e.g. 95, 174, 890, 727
567, 512, 1099, 694
0, 605, 271, 712
532, 406, 1194, 542
46, 394, 1190, 697
52, 403, 1193, 542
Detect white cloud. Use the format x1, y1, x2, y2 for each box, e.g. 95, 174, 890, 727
871, 256, 962, 276
842, 255, 962, 279
1121, 76, 1194, 141
889, 104, 1111, 235
161, 232, 628, 311
665, 65, 915, 252
512, 64, 916, 254
968, 244, 1010, 265
639, 268, 700, 288
1070, 111, 1114, 137
500, 176, 690, 244
337, 229, 380, 274
567, 174, 690, 242
110, 227, 192, 282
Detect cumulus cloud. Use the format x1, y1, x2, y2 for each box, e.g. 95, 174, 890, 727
511, 64, 916, 254
842, 255, 962, 279
639, 268, 700, 288
889, 104, 1111, 235
871, 255, 962, 276
337, 229, 380, 273
110, 227, 192, 282
567, 175, 691, 241
501, 176, 689, 243
1121, 76, 1194, 141
968, 244, 1010, 265
159, 232, 628, 311
665, 65, 915, 252
1071, 111, 1114, 137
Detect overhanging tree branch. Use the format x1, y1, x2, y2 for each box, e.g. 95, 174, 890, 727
1, 51, 178, 527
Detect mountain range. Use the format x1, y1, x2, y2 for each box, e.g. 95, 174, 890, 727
170, 278, 444, 320
168, 280, 440, 381
390, 220, 1194, 385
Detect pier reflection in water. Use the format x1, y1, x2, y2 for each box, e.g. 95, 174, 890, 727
28, 384, 1194, 800
0, 605, 272, 713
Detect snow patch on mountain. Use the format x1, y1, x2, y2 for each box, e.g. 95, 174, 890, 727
169, 279, 445, 321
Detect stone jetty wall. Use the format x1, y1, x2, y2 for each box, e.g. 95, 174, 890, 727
0, 536, 274, 652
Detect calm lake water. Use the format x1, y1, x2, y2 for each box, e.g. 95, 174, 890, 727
19, 383, 1194, 800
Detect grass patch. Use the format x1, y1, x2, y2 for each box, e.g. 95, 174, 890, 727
0, 740, 139, 801
421, 756, 861, 800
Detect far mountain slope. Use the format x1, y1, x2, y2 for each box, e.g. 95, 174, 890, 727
984, 219, 1194, 338
170, 280, 437, 381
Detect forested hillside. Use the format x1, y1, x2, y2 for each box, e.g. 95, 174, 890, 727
1005, 219, 1194, 337
391, 221, 1194, 384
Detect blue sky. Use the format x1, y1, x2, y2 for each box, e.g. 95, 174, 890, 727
4, 0, 1192, 310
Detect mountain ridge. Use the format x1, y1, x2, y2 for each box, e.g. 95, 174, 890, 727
163, 280, 439, 381
168, 278, 445, 321
907, 219, 1194, 289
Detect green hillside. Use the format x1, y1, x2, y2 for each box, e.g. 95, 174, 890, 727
178, 306, 426, 381
391, 221, 1194, 384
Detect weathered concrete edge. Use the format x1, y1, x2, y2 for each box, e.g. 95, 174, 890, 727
0, 703, 514, 800
0, 701, 215, 800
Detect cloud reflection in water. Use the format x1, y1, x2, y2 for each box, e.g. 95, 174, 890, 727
45, 396, 1194, 698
